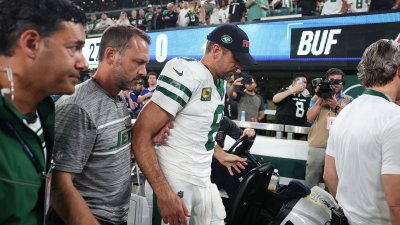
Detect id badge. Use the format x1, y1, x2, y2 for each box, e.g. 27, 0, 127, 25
326, 116, 336, 130
43, 160, 55, 225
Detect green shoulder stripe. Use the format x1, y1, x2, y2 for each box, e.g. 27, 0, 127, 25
215, 78, 225, 99
158, 75, 192, 98
156, 85, 187, 108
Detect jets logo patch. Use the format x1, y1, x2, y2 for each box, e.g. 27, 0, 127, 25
221, 35, 233, 44
201, 88, 212, 101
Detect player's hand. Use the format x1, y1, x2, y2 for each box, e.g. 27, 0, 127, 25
152, 120, 173, 144
157, 190, 190, 225
241, 128, 255, 139
217, 153, 248, 176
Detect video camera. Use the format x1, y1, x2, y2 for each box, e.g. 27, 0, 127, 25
311, 78, 345, 99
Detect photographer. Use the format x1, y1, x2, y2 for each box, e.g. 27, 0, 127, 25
304, 68, 353, 188
228, 74, 265, 122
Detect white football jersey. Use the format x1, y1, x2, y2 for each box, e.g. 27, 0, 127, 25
151, 57, 226, 187
347, 0, 369, 12
322, 0, 344, 15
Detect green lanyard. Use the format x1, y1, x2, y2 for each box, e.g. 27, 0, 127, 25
362, 89, 390, 102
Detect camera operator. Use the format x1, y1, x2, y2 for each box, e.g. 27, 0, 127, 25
273, 73, 311, 127
228, 74, 265, 122
304, 68, 353, 188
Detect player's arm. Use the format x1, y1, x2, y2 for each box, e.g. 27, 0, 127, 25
132, 101, 189, 225
51, 172, 100, 225
323, 154, 338, 197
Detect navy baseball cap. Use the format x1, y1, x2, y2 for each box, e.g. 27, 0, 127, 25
207, 24, 256, 66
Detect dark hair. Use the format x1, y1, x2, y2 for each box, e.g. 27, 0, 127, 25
0, 0, 86, 56
147, 71, 157, 78
98, 25, 150, 62
357, 39, 400, 87
325, 68, 344, 79
292, 72, 308, 81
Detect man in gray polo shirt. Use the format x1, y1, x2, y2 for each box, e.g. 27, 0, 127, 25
49, 26, 150, 225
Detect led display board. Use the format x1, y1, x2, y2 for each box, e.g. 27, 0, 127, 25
83, 12, 400, 70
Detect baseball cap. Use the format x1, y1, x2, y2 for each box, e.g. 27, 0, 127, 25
147, 4, 153, 8
207, 24, 256, 66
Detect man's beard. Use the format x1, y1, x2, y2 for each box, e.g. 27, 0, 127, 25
219, 72, 234, 81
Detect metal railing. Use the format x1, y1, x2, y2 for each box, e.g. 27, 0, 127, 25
233, 120, 310, 140
284, 125, 310, 140
233, 121, 285, 139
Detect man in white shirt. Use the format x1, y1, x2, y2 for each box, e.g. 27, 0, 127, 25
177, 1, 190, 27
95, 13, 113, 32
324, 39, 400, 225
321, 0, 346, 15
132, 24, 256, 225
346, 0, 369, 13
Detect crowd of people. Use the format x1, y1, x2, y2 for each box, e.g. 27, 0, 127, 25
84, 0, 400, 35
1, 0, 400, 225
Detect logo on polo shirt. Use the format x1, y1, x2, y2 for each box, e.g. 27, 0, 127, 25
109, 127, 131, 150
221, 35, 233, 44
